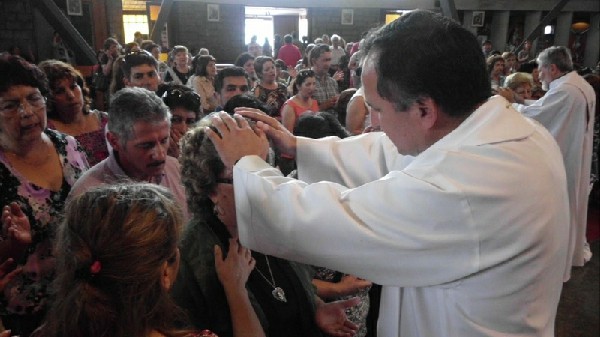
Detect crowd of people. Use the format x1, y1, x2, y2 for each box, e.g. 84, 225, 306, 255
1, 9, 599, 337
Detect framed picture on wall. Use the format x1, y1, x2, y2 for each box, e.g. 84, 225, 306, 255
472, 11, 485, 27
66, 0, 83, 16
207, 4, 220, 22
341, 9, 354, 25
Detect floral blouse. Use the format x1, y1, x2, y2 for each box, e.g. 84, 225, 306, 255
0, 129, 89, 316
314, 267, 371, 337
47, 110, 109, 167
253, 83, 289, 119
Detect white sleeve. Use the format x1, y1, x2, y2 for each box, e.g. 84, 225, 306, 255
233, 155, 478, 287
513, 86, 575, 130
296, 132, 410, 188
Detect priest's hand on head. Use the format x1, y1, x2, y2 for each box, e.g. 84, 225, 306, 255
206, 112, 270, 168
234, 107, 298, 158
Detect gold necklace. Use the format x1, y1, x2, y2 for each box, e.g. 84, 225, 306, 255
254, 256, 287, 302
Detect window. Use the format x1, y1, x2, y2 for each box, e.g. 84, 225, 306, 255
123, 14, 149, 43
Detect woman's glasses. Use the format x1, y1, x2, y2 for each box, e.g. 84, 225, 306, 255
216, 178, 233, 185
0, 94, 46, 117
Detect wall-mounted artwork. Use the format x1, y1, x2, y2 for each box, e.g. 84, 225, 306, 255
66, 0, 83, 16
341, 9, 354, 25
472, 11, 485, 27
208, 4, 220, 22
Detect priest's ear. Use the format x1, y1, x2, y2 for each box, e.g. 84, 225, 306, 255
415, 97, 439, 130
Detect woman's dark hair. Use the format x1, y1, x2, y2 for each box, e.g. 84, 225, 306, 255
159, 84, 201, 119
253, 56, 274, 79
362, 10, 490, 117
295, 111, 350, 139
301, 44, 315, 68
103, 37, 120, 51
38, 59, 91, 119
335, 88, 357, 126
234, 52, 254, 68
292, 69, 315, 95
486, 55, 505, 75
42, 183, 186, 337
222, 93, 270, 115
143, 42, 160, 54
191, 54, 216, 77
518, 60, 538, 73
0, 55, 48, 96
274, 59, 286, 69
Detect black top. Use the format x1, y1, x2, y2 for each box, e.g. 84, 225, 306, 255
165, 66, 191, 84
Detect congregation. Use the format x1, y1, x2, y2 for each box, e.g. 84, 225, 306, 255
1, 8, 599, 337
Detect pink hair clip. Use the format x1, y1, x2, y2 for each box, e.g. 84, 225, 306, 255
90, 260, 102, 275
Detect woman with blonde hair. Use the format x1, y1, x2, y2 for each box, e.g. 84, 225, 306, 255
39, 183, 264, 337
503, 72, 534, 101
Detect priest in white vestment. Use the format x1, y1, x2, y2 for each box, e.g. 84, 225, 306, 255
207, 11, 569, 337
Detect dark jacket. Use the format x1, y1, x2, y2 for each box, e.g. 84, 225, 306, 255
171, 214, 322, 337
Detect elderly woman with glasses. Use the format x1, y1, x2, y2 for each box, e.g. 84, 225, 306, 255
0, 55, 89, 336
38, 59, 109, 166
158, 84, 201, 158
173, 117, 359, 337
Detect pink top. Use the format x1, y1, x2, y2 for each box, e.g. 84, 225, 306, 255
283, 98, 319, 119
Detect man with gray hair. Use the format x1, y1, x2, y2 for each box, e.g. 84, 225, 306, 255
499, 46, 596, 279
70, 87, 188, 220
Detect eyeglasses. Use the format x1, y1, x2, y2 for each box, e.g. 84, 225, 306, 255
0, 93, 46, 117
216, 178, 233, 185
171, 115, 198, 126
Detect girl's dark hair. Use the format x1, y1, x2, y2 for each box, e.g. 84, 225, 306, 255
38, 59, 91, 119
0, 55, 49, 96
191, 54, 216, 77
43, 183, 186, 337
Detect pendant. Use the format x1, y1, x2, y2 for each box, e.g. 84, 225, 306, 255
272, 287, 287, 302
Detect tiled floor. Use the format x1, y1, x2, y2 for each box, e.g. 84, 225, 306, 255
555, 200, 599, 337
